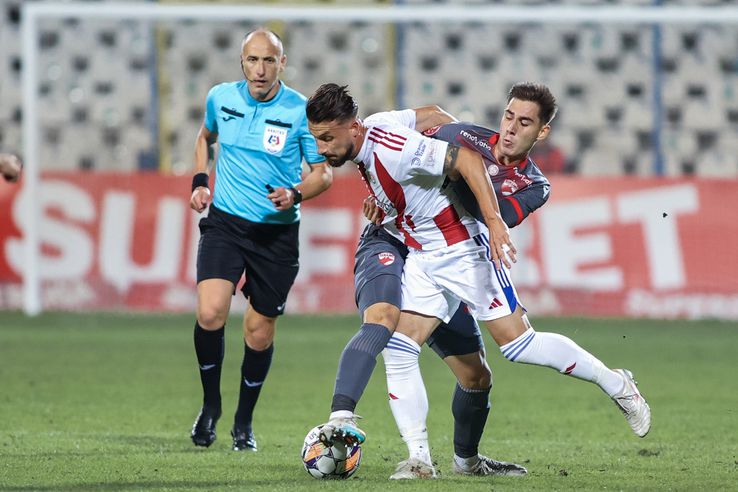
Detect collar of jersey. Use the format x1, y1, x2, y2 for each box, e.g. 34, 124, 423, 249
240, 80, 284, 107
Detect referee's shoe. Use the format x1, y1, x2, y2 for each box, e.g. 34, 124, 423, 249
231, 426, 258, 452
191, 407, 221, 447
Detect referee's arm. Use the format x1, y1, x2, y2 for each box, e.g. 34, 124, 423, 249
273, 161, 332, 211
190, 124, 217, 213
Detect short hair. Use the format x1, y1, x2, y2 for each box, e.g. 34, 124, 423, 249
507, 82, 558, 124
306, 83, 359, 124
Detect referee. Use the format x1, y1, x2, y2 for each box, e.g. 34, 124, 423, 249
189, 28, 331, 451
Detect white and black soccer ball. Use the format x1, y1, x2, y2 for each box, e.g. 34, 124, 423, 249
301, 425, 362, 479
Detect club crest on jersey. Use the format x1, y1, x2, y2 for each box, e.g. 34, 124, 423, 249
487, 164, 499, 176
263, 125, 288, 154
378, 252, 395, 266
423, 125, 441, 136
501, 178, 519, 196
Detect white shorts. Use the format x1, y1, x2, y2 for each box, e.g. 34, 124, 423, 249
400, 234, 520, 323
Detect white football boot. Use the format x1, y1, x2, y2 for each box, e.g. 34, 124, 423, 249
319, 414, 366, 446
612, 369, 651, 437
389, 458, 438, 480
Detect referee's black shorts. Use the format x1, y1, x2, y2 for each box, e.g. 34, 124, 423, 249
196, 206, 299, 317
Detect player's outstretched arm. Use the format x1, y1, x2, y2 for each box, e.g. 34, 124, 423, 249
445, 145, 517, 269
0, 153, 22, 183
190, 124, 216, 213
413, 105, 458, 132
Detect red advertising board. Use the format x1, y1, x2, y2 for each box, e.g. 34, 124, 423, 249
1, 173, 736, 319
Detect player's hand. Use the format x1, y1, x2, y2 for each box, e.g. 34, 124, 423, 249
485, 214, 517, 270
190, 187, 211, 213
0, 153, 22, 183
362, 196, 383, 225
267, 186, 295, 211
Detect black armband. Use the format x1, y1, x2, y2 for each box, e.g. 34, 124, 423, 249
290, 187, 303, 204
192, 172, 209, 191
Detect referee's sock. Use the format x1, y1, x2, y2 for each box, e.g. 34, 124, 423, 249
234, 342, 274, 431
193, 322, 224, 411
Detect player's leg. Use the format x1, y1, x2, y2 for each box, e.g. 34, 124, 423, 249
322, 226, 406, 445
451, 238, 650, 438
487, 307, 650, 437
474, 259, 651, 437
232, 222, 300, 451
426, 307, 527, 476
191, 279, 235, 447
385, 310, 441, 480
230, 309, 277, 452
191, 213, 244, 448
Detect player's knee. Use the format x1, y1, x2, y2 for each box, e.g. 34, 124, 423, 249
197, 305, 228, 330
244, 316, 276, 350
457, 360, 492, 390
363, 302, 400, 330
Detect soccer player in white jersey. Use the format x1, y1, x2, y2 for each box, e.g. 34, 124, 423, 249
306, 83, 651, 478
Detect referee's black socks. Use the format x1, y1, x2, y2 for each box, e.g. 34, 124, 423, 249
234, 343, 274, 431
193, 322, 225, 411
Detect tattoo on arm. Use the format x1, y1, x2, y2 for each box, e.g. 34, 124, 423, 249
443, 145, 459, 175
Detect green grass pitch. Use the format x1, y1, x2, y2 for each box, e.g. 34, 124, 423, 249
1, 312, 736, 491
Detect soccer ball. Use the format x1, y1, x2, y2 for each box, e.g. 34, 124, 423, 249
301, 425, 362, 479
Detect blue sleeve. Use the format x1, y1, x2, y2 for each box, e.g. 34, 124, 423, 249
204, 86, 218, 134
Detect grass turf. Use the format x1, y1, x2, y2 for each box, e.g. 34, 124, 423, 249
0, 312, 736, 491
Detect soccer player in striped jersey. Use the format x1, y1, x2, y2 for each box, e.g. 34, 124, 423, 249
306, 82, 651, 479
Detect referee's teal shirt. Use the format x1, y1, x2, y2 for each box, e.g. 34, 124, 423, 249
204, 80, 325, 224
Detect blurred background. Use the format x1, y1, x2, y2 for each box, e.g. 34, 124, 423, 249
1, 0, 737, 318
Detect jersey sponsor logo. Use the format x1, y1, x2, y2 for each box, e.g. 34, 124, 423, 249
460, 129, 492, 153
411, 140, 427, 167
263, 125, 288, 154
501, 178, 519, 196
487, 164, 499, 176
378, 252, 395, 266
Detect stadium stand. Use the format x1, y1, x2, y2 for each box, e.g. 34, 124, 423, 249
0, 0, 736, 176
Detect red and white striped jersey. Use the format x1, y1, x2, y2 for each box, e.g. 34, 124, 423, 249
354, 111, 481, 251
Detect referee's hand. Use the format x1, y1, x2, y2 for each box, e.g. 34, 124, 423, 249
267, 186, 296, 211
190, 187, 211, 213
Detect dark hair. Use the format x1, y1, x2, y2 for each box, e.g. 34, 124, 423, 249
507, 82, 558, 124
306, 83, 359, 124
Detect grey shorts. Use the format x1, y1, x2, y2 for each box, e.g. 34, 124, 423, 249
354, 224, 483, 358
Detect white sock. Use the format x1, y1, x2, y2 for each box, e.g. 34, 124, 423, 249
328, 410, 353, 421
500, 327, 624, 397
383, 332, 432, 465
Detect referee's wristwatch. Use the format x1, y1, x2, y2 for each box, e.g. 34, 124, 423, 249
290, 187, 303, 205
